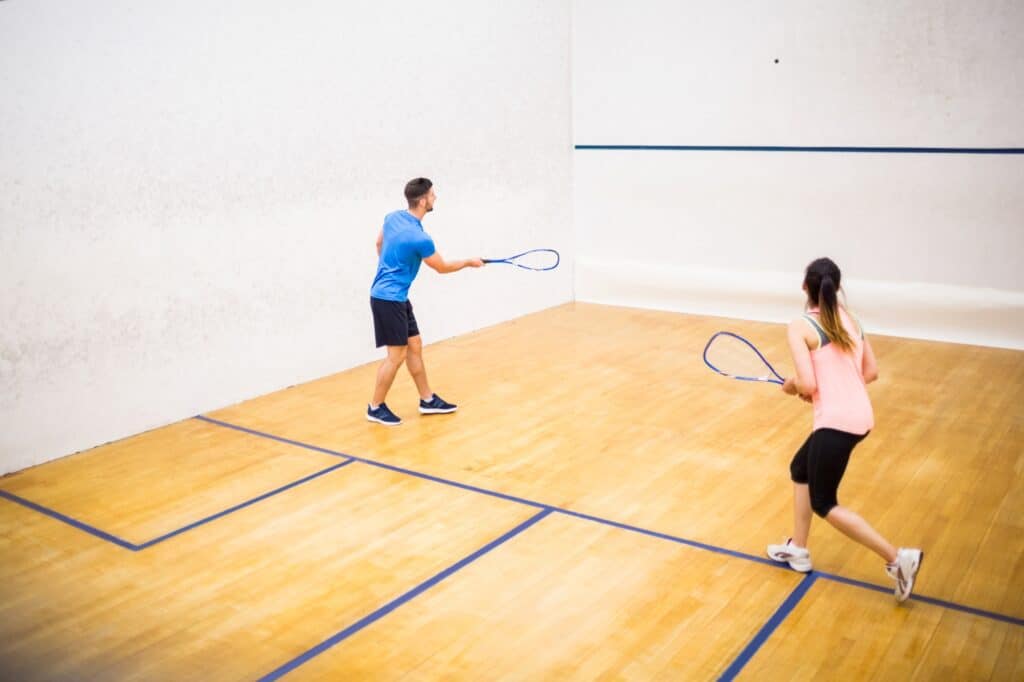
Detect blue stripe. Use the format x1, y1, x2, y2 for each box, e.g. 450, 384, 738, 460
556, 508, 781, 568
195, 415, 550, 511
719, 573, 818, 681
575, 144, 1024, 155
194, 415, 353, 459
816, 571, 1024, 627
0, 457, 355, 552
135, 459, 355, 550
196, 416, 781, 568
0, 489, 139, 551
197, 415, 1024, 628
257, 508, 553, 681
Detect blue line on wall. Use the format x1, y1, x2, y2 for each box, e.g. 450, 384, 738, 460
575, 144, 1024, 155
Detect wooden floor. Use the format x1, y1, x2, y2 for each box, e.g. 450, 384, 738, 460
1, 302, 1022, 680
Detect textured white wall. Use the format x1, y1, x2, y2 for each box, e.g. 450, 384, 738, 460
573, 0, 1024, 347
0, 0, 572, 473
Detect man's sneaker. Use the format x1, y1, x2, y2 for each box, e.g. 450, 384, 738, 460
766, 538, 813, 572
366, 403, 401, 426
419, 394, 457, 415
890, 548, 923, 603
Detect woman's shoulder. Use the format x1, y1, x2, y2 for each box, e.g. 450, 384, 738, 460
789, 314, 822, 337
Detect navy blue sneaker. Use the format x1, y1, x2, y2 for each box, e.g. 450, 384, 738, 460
419, 394, 457, 415
367, 403, 401, 426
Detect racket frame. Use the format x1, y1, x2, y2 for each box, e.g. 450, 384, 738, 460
702, 331, 785, 385
483, 248, 560, 271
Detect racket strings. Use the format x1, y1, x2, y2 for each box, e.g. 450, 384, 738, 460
704, 333, 781, 382
493, 249, 560, 270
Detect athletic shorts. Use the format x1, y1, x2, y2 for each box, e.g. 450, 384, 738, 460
789, 428, 868, 517
370, 297, 420, 347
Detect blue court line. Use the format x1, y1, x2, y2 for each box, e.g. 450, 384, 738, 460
574, 144, 1024, 155
257, 508, 553, 682
135, 459, 355, 550
557, 508, 778, 567
0, 489, 138, 551
718, 573, 818, 681
196, 415, 777, 568
195, 415, 551, 510
196, 415, 1024, 628
0, 460, 354, 552
816, 571, 1024, 627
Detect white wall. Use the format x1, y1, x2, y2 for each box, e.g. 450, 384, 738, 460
0, 0, 572, 474
573, 0, 1024, 348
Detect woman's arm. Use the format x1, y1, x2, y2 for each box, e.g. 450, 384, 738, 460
783, 319, 817, 398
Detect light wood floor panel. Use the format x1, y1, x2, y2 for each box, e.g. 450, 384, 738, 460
738, 578, 1024, 681
209, 303, 1024, 617
0, 463, 535, 680
289, 511, 801, 681
0, 418, 341, 544
2, 303, 1021, 679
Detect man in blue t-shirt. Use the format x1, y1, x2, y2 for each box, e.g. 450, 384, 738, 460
367, 177, 483, 425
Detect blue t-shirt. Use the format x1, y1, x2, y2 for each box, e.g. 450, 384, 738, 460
370, 210, 436, 302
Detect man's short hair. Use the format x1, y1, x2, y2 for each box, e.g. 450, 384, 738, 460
404, 177, 432, 206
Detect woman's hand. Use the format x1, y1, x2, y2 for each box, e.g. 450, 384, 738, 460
783, 377, 813, 403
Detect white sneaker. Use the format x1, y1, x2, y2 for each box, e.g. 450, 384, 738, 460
766, 538, 813, 572
890, 548, 923, 603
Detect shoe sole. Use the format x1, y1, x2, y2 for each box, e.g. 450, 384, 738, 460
895, 550, 924, 603
766, 549, 813, 573
366, 414, 402, 426
419, 407, 457, 414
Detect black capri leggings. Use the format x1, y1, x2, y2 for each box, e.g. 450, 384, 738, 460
789, 428, 868, 517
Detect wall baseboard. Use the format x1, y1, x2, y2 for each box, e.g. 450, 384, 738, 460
575, 257, 1024, 350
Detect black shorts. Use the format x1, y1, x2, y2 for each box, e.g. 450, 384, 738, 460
789, 428, 868, 518
370, 297, 420, 347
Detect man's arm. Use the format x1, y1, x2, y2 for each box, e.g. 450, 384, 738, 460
423, 251, 484, 274
375, 230, 383, 256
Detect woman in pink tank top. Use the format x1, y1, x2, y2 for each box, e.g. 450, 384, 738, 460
765, 258, 923, 603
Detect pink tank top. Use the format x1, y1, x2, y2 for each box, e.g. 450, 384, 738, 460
802, 308, 874, 435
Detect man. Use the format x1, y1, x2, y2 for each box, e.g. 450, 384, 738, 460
367, 178, 483, 425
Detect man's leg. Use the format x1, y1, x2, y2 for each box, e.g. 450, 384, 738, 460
372, 345, 407, 407
406, 335, 433, 402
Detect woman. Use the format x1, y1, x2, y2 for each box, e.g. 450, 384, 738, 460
767, 257, 923, 603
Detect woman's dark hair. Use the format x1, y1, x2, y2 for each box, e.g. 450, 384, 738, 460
804, 257, 854, 352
